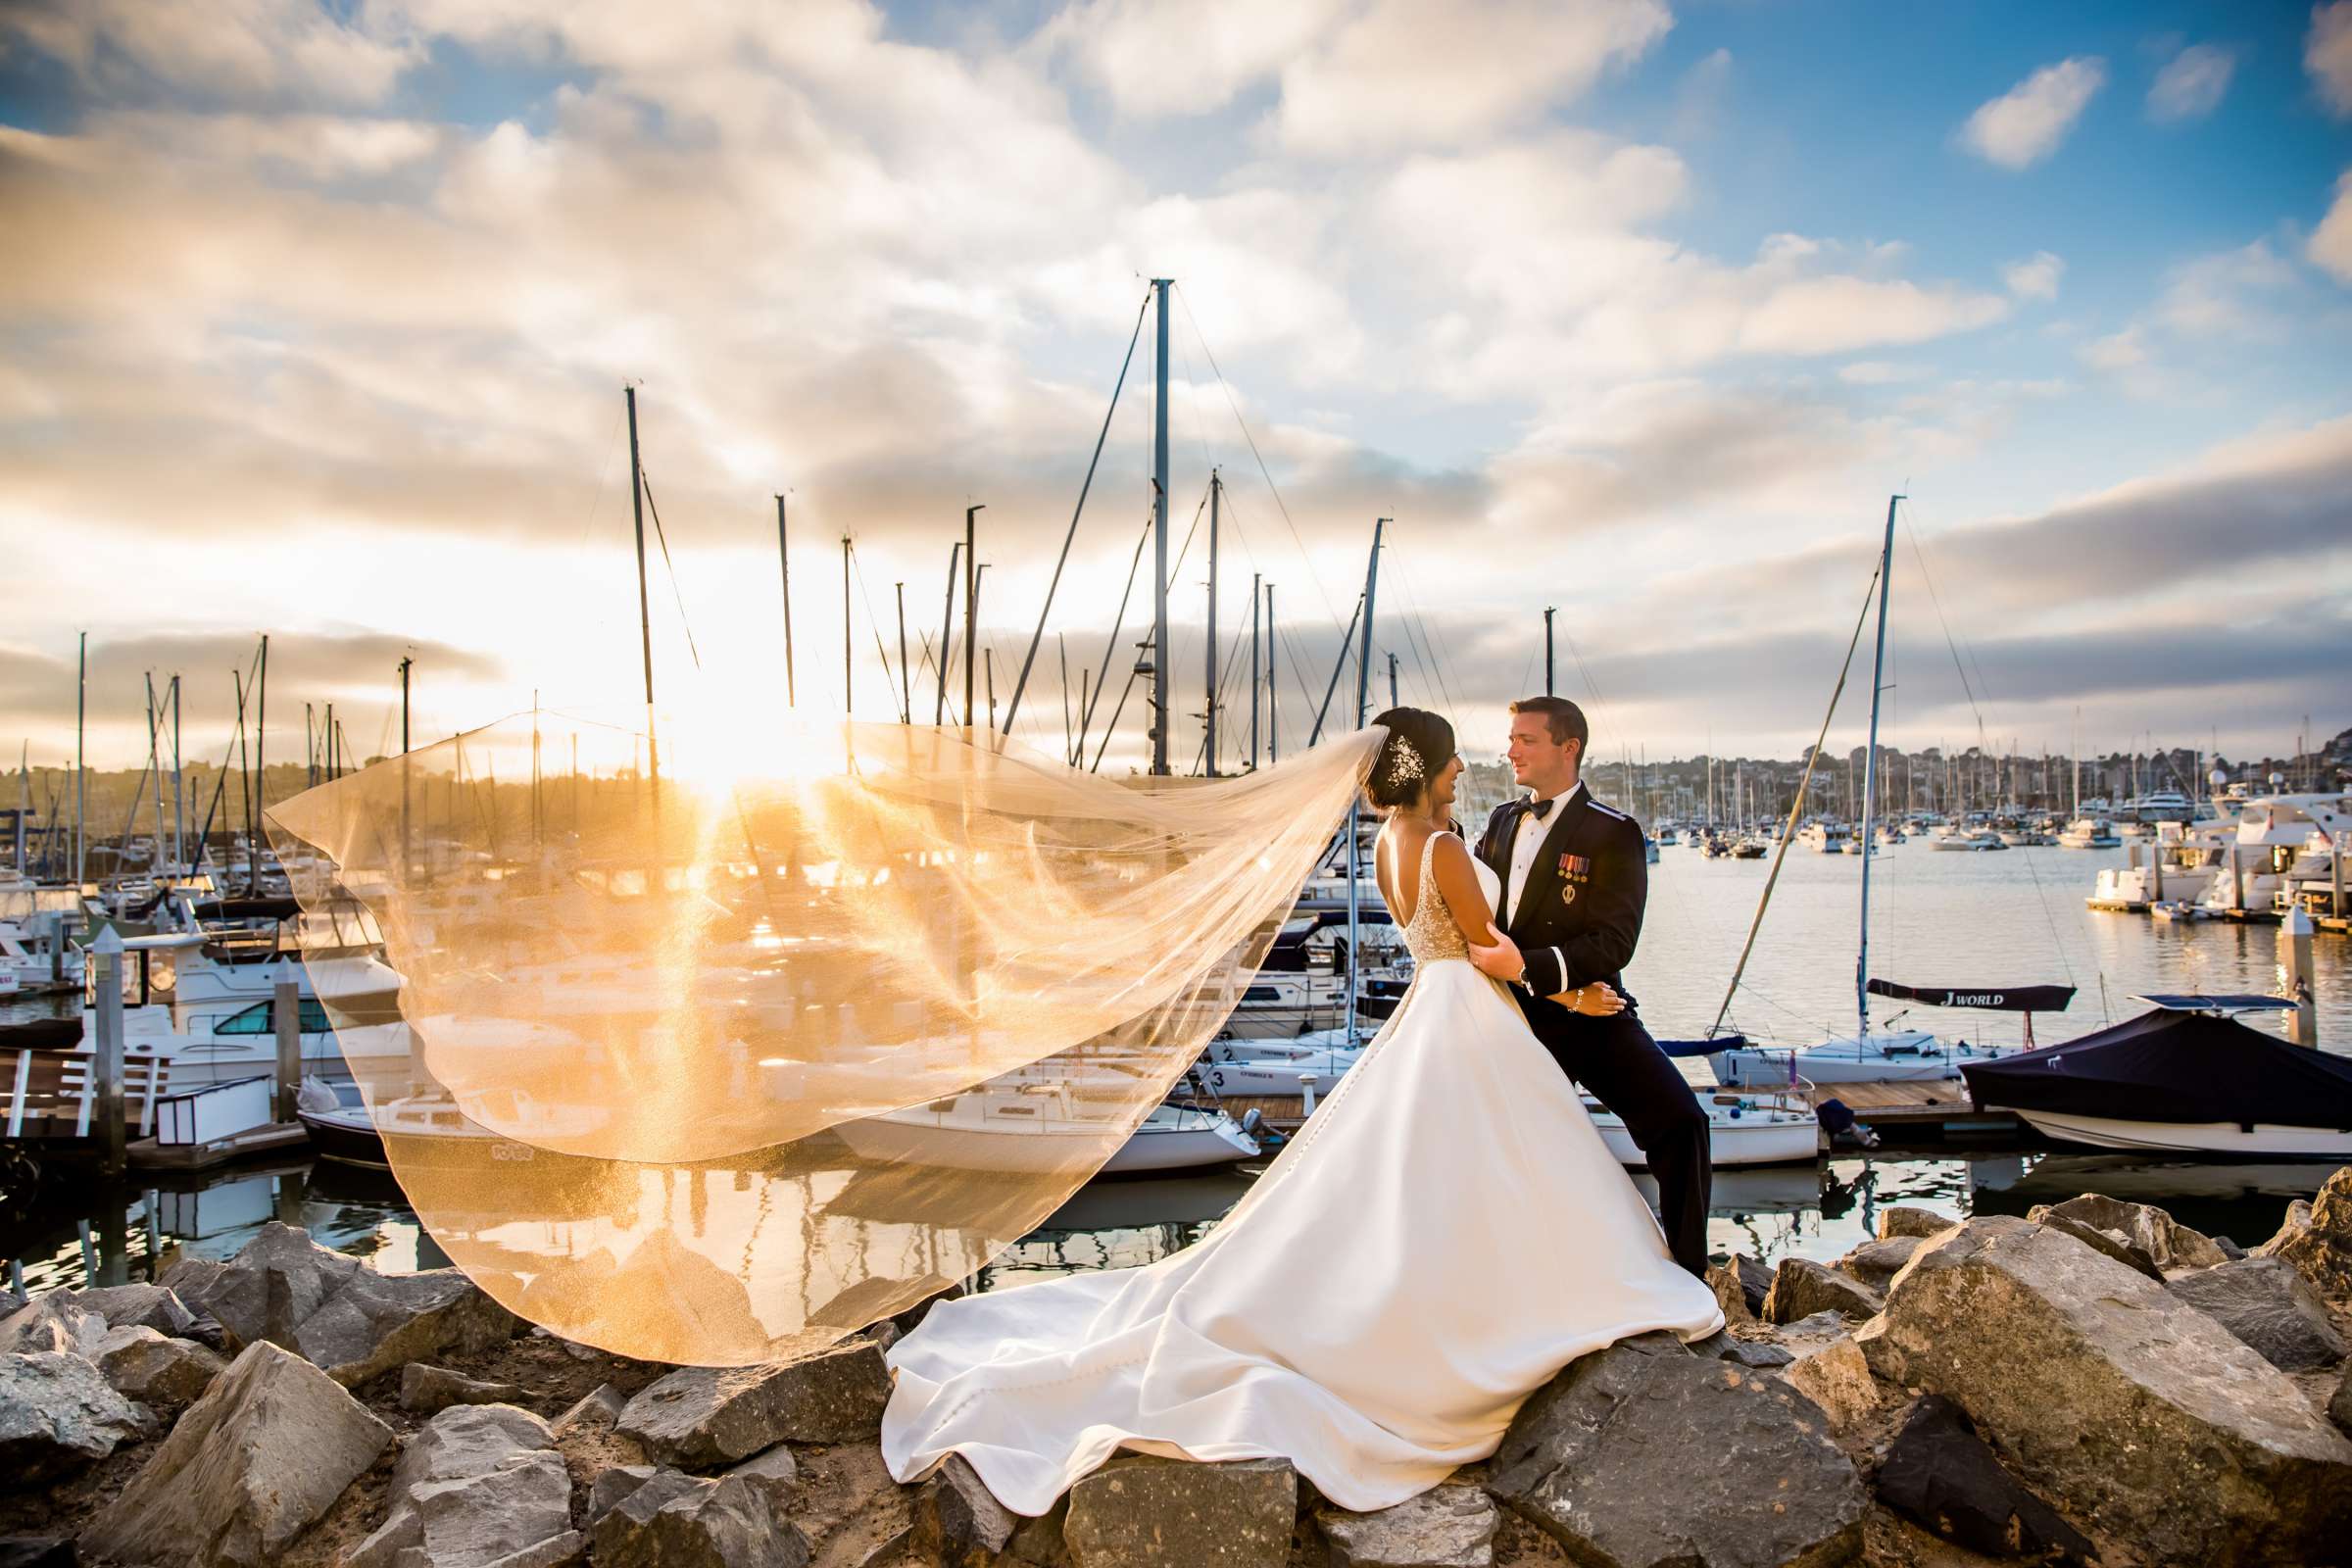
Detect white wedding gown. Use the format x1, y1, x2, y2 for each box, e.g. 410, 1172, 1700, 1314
880, 833, 1724, 1515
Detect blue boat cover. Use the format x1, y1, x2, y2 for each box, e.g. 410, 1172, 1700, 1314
1656, 1035, 1746, 1058
1960, 1007, 2352, 1128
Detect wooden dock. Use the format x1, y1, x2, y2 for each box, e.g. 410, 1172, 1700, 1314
1823, 1080, 2020, 1140
125, 1120, 312, 1172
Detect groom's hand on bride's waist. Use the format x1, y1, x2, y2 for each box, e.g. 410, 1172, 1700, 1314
1467, 922, 1524, 982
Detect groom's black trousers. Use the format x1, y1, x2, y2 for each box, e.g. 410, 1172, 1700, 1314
1524, 1007, 1713, 1279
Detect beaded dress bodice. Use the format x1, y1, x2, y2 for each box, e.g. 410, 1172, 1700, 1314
1400, 832, 1473, 964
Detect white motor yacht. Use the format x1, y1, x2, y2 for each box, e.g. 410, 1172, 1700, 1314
2057, 817, 2121, 849
1932, 829, 2006, 852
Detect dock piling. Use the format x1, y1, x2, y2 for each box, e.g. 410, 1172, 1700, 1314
92, 926, 124, 1174
2281, 907, 2318, 1048
273, 964, 301, 1121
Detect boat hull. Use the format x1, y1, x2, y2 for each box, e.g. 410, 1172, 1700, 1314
2013, 1110, 2352, 1159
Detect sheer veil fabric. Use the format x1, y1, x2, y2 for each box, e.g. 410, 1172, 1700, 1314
267, 713, 1383, 1364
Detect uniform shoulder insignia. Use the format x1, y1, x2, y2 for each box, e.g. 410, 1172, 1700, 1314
1586, 799, 1632, 821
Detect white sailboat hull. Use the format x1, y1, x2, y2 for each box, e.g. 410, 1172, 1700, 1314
1587, 1097, 1817, 1168
2013, 1110, 2352, 1159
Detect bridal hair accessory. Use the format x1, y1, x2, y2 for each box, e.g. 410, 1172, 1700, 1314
265, 712, 1386, 1365
1382, 737, 1426, 790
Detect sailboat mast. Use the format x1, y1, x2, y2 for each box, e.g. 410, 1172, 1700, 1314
1855, 493, 1900, 1038
897, 583, 910, 723
1204, 468, 1220, 777
624, 386, 659, 785
841, 535, 853, 714
1150, 277, 1172, 776
1249, 571, 1261, 770
74, 631, 85, 885
776, 494, 796, 708
1344, 518, 1386, 1045
964, 507, 982, 736
936, 542, 959, 726
1544, 607, 1555, 695
1264, 583, 1277, 765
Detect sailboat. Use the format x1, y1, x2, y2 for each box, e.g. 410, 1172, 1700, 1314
1709, 497, 2073, 1088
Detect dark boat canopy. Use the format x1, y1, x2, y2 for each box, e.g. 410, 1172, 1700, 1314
2133, 993, 2294, 1013
1868, 979, 2075, 1012
1961, 1007, 2352, 1128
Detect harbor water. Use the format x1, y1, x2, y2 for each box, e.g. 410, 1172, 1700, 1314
5, 843, 2344, 1301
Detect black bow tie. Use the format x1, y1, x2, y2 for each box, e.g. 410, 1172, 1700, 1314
1527, 796, 1556, 821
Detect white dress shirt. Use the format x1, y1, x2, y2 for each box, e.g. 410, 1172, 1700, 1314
1503, 779, 1583, 925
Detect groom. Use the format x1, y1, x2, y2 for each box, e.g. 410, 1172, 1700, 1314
1470, 697, 1713, 1277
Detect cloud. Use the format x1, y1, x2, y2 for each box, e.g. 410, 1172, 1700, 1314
2154, 238, 2299, 337
2313, 170, 2352, 284
0, 0, 422, 107
1040, 0, 1351, 118
2311, 2, 2352, 118
1273, 0, 1673, 155
2002, 251, 2065, 300
2147, 42, 2234, 122
1960, 57, 2106, 170
2078, 325, 2150, 371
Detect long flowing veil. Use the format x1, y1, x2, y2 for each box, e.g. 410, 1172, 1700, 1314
266, 714, 1381, 1365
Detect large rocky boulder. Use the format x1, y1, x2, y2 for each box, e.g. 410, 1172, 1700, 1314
70, 1282, 203, 1340
1702, 1263, 1754, 1326
346, 1402, 574, 1568
1832, 1236, 1920, 1293
2165, 1254, 2347, 1372
82, 1341, 393, 1567
1317, 1483, 1496, 1568
1760, 1257, 1882, 1324
2029, 1192, 2228, 1272
1063, 1455, 1297, 1566
1875, 1206, 1957, 1242
1853, 1215, 2352, 1565
911, 1454, 1017, 1568
1779, 1335, 1882, 1436
589, 1466, 809, 1568
2028, 1210, 2163, 1281
1488, 1332, 1867, 1568
0, 1296, 106, 1357
0, 1349, 145, 1486
1873, 1396, 2094, 1564
160, 1222, 515, 1385
1727, 1253, 1773, 1315
2256, 1165, 2352, 1303
88, 1324, 227, 1410
616, 1341, 890, 1464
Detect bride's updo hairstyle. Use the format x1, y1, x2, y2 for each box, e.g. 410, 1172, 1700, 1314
1367, 707, 1453, 809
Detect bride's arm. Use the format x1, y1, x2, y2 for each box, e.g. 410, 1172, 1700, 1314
1428, 834, 1517, 976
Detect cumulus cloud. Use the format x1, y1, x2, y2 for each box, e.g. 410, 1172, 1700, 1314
2079, 325, 2150, 372
2311, 2, 2352, 118
2312, 170, 2352, 283
2147, 42, 2234, 122
1960, 57, 2106, 170
2001, 251, 2065, 300
0, 0, 422, 106
2155, 238, 2299, 337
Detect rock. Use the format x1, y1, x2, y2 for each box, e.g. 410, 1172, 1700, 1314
2165, 1255, 2347, 1372
82, 1341, 392, 1567
1729, 1253, 1773, 1315
88, 1325, 226, 1409
1781, 1335, 1882, 1435
1877, 1206, 1959, 1242
1702, 1263, 1754, 1326
480, 1531, 586, 1568
72, 1282, 200, 1338
1488, 1332, 1867, 1568
2030, 1192, 2229, 1273
0, 1296, 106, 1357
1854, 1215, 2352, 1565
1761, 1256, 1883, 1323
1000, 1499, 1070, 1568
616, 1341, 890, 1465
2333, 1365, 2352, 1435
0, 1540, 74, 1567
1317, 1483, 1496, 1568
1875, 1396, 2095, 1564
1063, 1455, 1296, 1566
399, 1362, 528, 1414
346, 1402, 572, 1568
552, 1382, 627, 1437
2215, 1234, 2248, 1260
1772, 1310, 1853, 1361
0, 1350, 145, 1486
2027, 1209, 2163, 1282
159, 1221, 515, 1385
1834, 1235, 1920, 1293
2257, 1166, 2352, 1303
588, 1464, 664, 1522
912, 1454, 1016, 1567
589, 1468, 810, 1568
724, 1443, 801, 1505
1688, 1329, 1792, 1370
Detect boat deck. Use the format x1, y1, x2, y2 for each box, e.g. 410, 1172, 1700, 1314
1822, 1079, 2021, 1138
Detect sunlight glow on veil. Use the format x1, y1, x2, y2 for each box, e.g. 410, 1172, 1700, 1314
268, 711, 1380, 1365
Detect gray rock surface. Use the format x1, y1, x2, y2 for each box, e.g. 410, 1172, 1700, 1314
82, 1341, 393, 1567
723, 1443, 802, 1505
1834, 1235, 1920, 1292
346, 1402, 572, 1568
0, 1296, 106, 1357
616, 1341, 890, 1464
2333, 1363, 2352, 1435
2027, 1208, 2163, 1281
1780, 1334, 1882, 1435
552, 1382, 627, 1437
1064, 1455, 1297, 1566
1702, 1263, 1754, 1326
0, 1349, 146, 1486
1729, 1253, 1773, 1315
89, 1324, 227, 1408
0, 1539, 74, 1568
1689, 1329, 1792, 1370
912, 1454, 1016, 1567
399, 1362, 528, 1414
160, 1222, 515, 1385
1488, 1332, 1867, 1568
589, 1468, 810, 1568
1854, 1215, 2352, 1566
2165, 1254, 2346, 1372
1317, 1483, 1496, 1568
587, 1464, 664, 1523
2255, 1165, 2352, 1302
1874, 1396, 2094, 1564
1761, 1256, 1883, 1323
2030, 1192, 2229, 1272
71, 1282, 201, 1338
1876, 1206, 1958, 1242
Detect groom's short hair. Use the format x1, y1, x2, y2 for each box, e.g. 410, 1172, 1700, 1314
1509, 696, 1588, 752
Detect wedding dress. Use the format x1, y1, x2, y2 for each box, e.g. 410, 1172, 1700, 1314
880, 832, 1724, 1515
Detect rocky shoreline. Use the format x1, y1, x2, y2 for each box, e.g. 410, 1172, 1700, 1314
6, 1170, 2352, 1568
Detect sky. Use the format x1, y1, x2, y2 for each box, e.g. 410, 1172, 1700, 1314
2, 0, 2349, 778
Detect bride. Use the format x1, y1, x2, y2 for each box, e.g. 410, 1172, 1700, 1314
880, 707, 1724, 1515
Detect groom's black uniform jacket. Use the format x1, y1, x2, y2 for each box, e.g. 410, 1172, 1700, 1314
1477, 787, 1713, 1278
